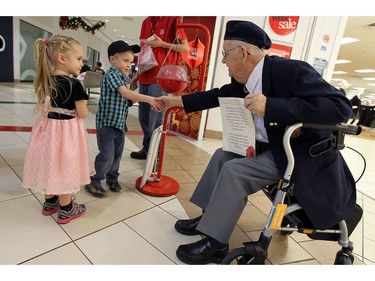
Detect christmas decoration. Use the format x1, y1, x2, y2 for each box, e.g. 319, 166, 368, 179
182, 37, 205, 69
156, 65, 189, 94
59, 16, 105, 34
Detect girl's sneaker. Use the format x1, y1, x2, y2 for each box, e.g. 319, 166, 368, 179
42, 198, 60, 215
57, 202, 86, 224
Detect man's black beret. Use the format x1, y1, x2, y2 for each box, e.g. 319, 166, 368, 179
224, 20, 272, 49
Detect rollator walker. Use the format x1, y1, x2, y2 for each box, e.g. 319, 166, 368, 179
222, 122, 363, 265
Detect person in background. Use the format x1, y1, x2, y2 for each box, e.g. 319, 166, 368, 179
339, 87, 361, 123
23, 34, 90, 224
94, 61, 105, 75
80, 58, 91, 73
156, 20, 356, 264
85, 40, 163, 197
129, 16, 189, 160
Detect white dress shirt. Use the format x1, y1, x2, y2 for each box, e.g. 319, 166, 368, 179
245, 58, 269, 143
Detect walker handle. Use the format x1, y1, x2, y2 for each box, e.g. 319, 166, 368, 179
282, 123, 361, 181
302, 123, 361, 136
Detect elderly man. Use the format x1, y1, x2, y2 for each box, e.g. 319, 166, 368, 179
157, 20, 355, 264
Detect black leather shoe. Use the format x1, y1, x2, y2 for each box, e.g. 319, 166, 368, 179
175, 215, 202, 235
106, 180, 121, 192
130, 150, 147, 160
176, 237, 229, 264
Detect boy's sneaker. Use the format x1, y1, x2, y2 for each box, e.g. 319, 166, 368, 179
106, 180, 121, 192
42, 198, 60, 215
57, 201, 86, 224
85, 183, 106, 197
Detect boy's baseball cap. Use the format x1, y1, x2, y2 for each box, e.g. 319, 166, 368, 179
108, 40, 141, 57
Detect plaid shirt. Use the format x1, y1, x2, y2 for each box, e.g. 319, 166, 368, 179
96, 66, 130, 132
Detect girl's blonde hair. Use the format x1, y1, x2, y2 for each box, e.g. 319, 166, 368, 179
33, 34, 80, 113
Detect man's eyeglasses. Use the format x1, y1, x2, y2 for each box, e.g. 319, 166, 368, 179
221, 46, 241, 58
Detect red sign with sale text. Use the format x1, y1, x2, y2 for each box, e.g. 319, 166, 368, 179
269, 16, 299, 36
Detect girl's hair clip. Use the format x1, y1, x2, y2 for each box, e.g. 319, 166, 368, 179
44, 39, 49, 46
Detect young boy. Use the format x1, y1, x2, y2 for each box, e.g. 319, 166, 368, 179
86, 40, 163, 197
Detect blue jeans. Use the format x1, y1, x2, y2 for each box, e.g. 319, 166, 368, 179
138, 84, 166, 153
90, 126, 125, 187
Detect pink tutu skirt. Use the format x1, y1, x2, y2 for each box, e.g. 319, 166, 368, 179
22, 115, 93, 195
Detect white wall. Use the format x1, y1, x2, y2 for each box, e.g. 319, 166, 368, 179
303, 17, 348, 81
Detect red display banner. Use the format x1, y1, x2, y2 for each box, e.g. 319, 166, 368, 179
269, 16, 299, 36
267, 43, 293, 59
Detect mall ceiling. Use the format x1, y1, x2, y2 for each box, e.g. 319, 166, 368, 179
85, 16, 375, 96
331, 16, 375, 96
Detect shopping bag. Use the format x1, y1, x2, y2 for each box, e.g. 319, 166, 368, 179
138, 39, 158, 74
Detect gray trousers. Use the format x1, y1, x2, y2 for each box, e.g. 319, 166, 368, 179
190, 148, 280, 243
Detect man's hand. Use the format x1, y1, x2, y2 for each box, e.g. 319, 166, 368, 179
244, 93, 267, 116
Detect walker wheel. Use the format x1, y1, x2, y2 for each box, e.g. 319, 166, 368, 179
334, 250, 354, 265
221, 247, 249, 264
222, 247, 266, 265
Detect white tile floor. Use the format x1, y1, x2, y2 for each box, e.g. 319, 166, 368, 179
0, 82, 374, 279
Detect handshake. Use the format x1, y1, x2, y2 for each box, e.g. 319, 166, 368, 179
149, 95, 183, 112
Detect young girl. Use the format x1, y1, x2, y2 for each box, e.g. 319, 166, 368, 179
22, 34, 90, 224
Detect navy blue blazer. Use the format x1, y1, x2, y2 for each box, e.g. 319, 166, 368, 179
181, 55, 356, 229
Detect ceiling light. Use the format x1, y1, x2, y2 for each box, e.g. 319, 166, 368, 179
351, 88, 366, 94
368, 84, 375, 86
340, 37, 359, 45
333, 71, 347, 74
362, 78, 375, 80
355, 69, 375, 73
335, 59, 351, 64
